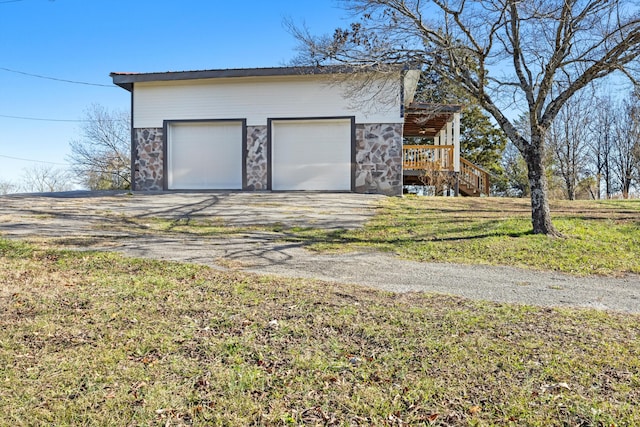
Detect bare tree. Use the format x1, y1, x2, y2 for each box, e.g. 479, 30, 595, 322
502, 141, 529, 197
0, 179, 19, 195
290, 0, 640, 235
21, 164, 73, 193
548, 91, 593, 200
589, 96, 616, 199
68, 104, 131, 190
612, 95, 640, 198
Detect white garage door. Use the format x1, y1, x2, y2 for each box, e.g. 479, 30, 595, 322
271, 119, 352, 191
167, 121, 243, 190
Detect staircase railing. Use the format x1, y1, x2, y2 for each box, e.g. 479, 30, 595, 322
460, 158, 490, 196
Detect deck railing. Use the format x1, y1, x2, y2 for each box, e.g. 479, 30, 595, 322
403, 145, 455, 171
460, 158, 490, 196
402, 145, 491, 196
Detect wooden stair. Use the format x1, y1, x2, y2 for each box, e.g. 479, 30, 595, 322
401, 145, 490, 196
458, 158, 490, 197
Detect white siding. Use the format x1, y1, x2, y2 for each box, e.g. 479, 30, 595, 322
133, 75, 402, 128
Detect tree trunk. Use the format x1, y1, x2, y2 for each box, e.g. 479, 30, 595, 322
524, 142, 561, 236
567, 179, 576, 201
622, 177, 631, 199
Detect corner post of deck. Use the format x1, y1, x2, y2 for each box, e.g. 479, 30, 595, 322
453, 112, 461, 174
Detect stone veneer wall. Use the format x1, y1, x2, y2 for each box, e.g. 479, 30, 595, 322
246, 126, 268, 190
355, 123, 403, 196
133, 123, 402, 195
133, 128, 164, 191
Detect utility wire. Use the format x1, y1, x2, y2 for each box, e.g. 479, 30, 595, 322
0, 113, 125, 122
0, 67, 114, 87
0, 0, 56, 4
0, 153, 68, 166
0, 154, 130, 181
0, 113, 86, 122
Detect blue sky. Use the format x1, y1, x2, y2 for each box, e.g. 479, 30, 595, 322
0, 0, 347, 185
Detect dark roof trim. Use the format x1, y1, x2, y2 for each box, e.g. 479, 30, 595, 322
110, 65, 406, 92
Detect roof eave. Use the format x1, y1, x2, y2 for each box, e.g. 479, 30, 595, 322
109, 64, 414, 90
110, 75, 133, 92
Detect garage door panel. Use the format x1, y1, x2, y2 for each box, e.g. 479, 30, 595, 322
168, 121, 242, 190
271, 119, 352, 191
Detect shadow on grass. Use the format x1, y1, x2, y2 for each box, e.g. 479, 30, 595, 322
275, 225, 535, 248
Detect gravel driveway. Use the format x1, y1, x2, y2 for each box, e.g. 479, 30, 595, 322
1, 191, 638, 313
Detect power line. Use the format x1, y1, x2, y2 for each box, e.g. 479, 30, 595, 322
0, 0, 57, 4
0, 153, 69, 166
0, 154, 131, 181
0, 67, 114, 87
0, 154, 130, 177
0, 113, 125, 122
0, 113, 86, 122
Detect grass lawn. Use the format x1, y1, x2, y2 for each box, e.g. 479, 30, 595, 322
267, 197, 640, 276
1, 239, 639, 426
127, 197, 640, 276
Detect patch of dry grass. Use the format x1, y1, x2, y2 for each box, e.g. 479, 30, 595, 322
1, 239, 639, 425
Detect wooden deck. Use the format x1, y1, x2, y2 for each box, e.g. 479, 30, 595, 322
402, 145, 490, 196
402, 144, 454, 171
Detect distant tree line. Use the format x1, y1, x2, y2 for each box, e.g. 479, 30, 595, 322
502, 89, 640, 200
0, 165, 73, 195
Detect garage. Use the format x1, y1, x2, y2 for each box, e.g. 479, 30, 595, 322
270, 118, 353, 191
166, 120, 244, 190
113, 66, 408, 195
